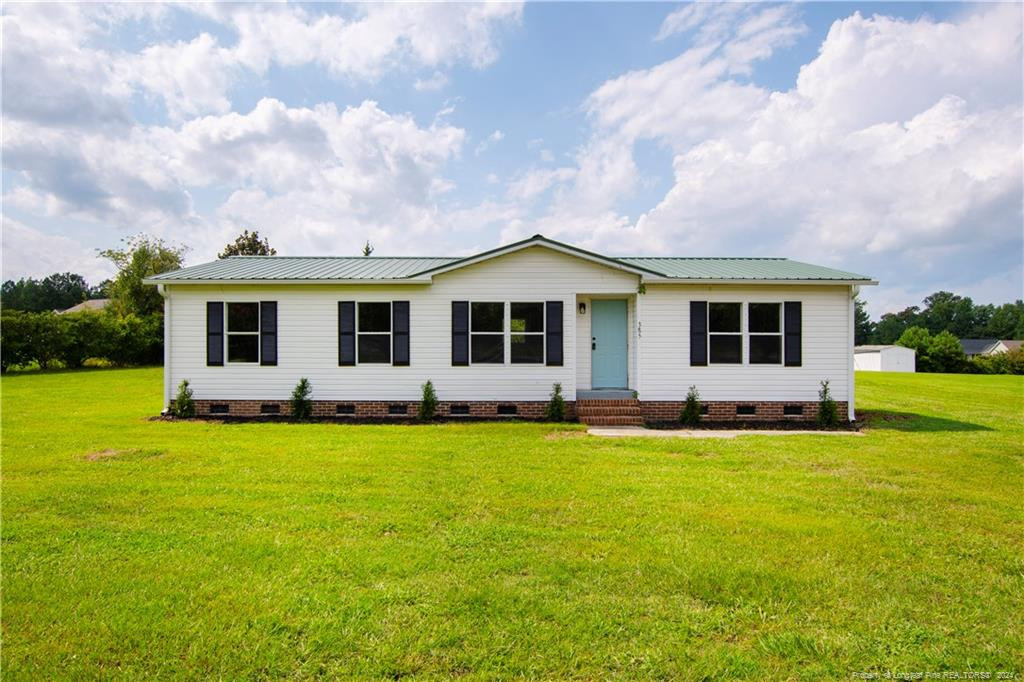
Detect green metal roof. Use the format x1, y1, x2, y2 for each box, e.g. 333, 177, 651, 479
146, 235, 874, 284
147, 256, 458, 281
618, 257, 872, 281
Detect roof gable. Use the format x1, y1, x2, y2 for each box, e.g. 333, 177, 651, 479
410, 235, 660, 279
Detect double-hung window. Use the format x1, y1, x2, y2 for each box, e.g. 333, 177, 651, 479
358, 302, 391, 364
708, 302, 742, 364
471, 302, 504, 363
227, 302, 260, 363
510, 302, 544, 364
748, 303, 782, 364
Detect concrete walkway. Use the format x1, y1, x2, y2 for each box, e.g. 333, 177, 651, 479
587, 426, 862, 439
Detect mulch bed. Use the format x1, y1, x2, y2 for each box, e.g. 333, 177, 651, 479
645, 420, 861, 432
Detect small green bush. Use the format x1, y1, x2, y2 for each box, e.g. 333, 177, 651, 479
680, 385, 701, 426
545, 382, 566, 422
419, 380, 438, 421
171, 379, 196, 418
818, 379, 839, 427
290, 378, 313, 420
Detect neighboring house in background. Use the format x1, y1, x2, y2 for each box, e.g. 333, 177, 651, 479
959, 338, 1022, 357
853, 345, 916, 373
990, 339, 1022, 354
144, 235, 876, 424
57, 299, 110, 314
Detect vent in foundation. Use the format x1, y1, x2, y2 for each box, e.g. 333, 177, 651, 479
496, 404, 517, 416
449, 404, 470, 416
736, 405, 756, 416
260, 403, 280, 415
388, 403, 407, 415
336, 404, 355, 415
209, 404, 229, 415
700, 405, 709, 415
783, 405, 804, 416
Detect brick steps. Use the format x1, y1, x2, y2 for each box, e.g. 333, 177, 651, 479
577, 398, 644, 426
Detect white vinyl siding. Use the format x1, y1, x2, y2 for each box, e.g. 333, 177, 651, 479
637, 284, 853, 402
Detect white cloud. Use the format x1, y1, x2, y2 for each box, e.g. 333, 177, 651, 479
475, 129, 506, 156
518, 4, 1023, 313
414, 71, 450, 92
506, 167, 577, 202
1, 217, 115, 283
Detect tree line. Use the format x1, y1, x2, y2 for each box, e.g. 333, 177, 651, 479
855, 291, 1024, 345
1, 230, 279, 372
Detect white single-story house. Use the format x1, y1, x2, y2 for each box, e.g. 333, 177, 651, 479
853, 345, 916, 373
145, 235, 876, 424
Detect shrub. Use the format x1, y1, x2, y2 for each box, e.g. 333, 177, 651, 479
818, 379, 839, 427
679, 385, 702, 426
418, 379, 438, 421
171, 379, 196, 418
927, 330, 967, 373
896, 326, 933, 371
971, 347, 1024, 375
545, 382, 566, 422
290, 378, 313, 420
1, 310, 35, 371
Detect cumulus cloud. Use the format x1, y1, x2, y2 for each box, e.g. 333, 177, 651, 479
475, 129, 505, 156
511, 4, 1023, 312
1, 216, 114, 283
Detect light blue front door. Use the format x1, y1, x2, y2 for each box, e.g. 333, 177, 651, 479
591, 299, 628, 389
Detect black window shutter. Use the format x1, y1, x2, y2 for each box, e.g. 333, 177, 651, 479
784, 301, 802, 367
690, 301, 707, 366
452, 301, 469, 366
260, 301, 277, 366
207, 302, 224, 366
339, 301, 355, 366
392, 301, 409, 366
545, 301, 563, 366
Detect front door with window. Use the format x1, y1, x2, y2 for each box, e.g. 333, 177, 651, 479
591, 299, 628, 388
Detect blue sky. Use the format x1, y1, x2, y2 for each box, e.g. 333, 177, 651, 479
2, 2, 1021, 316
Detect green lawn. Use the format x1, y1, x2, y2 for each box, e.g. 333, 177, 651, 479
2, 369, 1022, 679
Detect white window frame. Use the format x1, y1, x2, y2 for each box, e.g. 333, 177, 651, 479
226, 302, 260, 364
707, 301, 743, 365
469, 301, 505, 365
748, 302, 783, 365
357, 301, 392, 365
510, 301, 545, 365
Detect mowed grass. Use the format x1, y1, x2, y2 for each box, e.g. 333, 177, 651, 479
1, 369, 1022, 679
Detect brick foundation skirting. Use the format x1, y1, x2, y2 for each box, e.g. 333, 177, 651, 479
640, 401, 849, 422
190, 399, 577, 420
186, 399, 845, 422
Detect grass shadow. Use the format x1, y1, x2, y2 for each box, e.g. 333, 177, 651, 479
858, 410, 993, 432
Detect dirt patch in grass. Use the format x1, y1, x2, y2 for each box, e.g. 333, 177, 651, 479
83, 448, 164, 462
544, 430, 587, 441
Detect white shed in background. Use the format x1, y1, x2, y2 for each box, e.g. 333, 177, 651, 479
854, 345, 916, 373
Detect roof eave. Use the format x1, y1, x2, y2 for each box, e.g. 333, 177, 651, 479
642, 277, 878, 286
142, 277, 433, 285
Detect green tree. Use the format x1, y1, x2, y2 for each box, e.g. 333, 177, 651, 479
100, 235, 187, 317
919, 291, 981, 338
218, 230, 277, 258
362, 241, 374, 257
985, 301, 1024, 339
1, 273, 92, 312
854, 296, 874, 345
927, 330, 967, 373
872, 306, 920, 344
896, 326, 933, 371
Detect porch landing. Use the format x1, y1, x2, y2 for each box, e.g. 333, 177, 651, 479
576, 389, 635, 401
